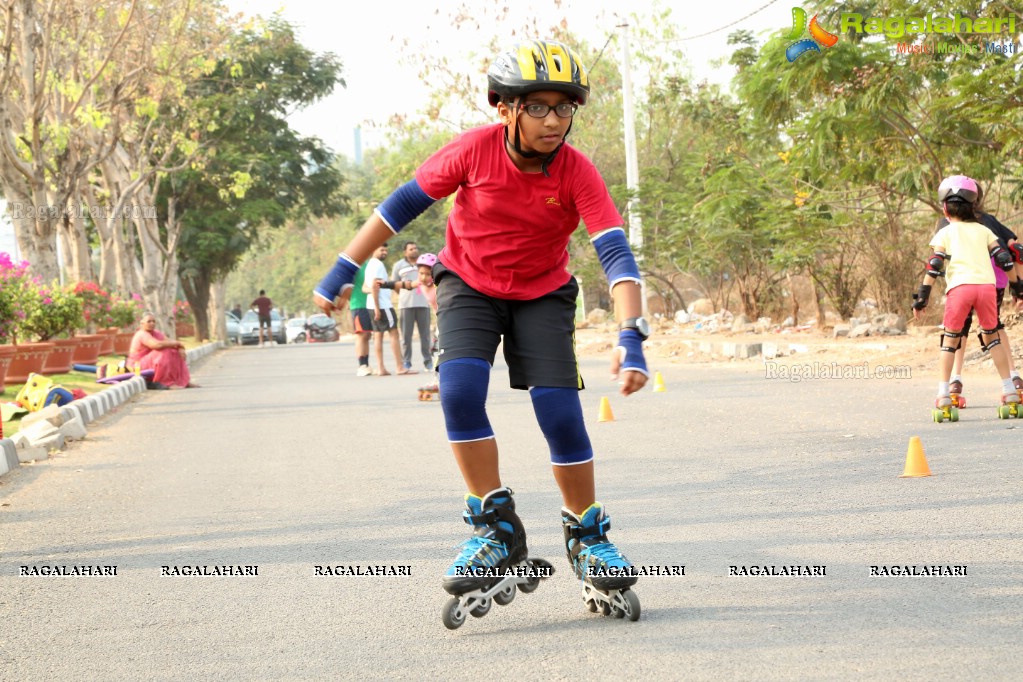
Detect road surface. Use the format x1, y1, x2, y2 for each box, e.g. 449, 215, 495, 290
1, 341, 1021, 680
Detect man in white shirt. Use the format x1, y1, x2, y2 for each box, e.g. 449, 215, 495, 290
364, 243, 407, 375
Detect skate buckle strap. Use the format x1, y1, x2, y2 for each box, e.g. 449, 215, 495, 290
566, 514, 612, 540
463, 508, 499, 527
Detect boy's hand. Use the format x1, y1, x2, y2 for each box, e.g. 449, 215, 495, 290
314, 253, 359, 314
314, 289, 350, 315
611, 329, 649, 396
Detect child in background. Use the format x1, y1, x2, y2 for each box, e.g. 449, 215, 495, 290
912, 175, 1023, 416
416, 253, 439, 395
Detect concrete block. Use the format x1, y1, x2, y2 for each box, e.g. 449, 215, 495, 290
59, 416, 88, 441
19, 419, 60, 446
21, 404, 64, 429
59, 405, 79, 424
17, 442, 49, 462
10, 432, 50, 461
76, 399, 96, 424
735, 343, 763, 359
0, 439, 18, 476
28, 433, 63, 454
763, 343, 779, 359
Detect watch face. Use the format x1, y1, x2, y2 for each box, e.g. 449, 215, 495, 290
636, 318, 650, 337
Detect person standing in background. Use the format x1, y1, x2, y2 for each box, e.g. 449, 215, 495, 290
391, 241, 433, 373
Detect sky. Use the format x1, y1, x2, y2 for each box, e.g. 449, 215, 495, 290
222, 0, 785, 159
1, 1, 785, 258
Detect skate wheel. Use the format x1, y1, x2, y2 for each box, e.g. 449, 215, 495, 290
520, 576, 539, 593
949, 407, 959, 422
957, 395, 967, 408
470, 598, 491, 618
998, 405, 1011, 420
621, 589, 641, 622
442, 597, 465, 630
612, 605, 625, 619
493, 584, 516, 606
586, 599, 598, 613
600, 602, 611, 616
932, 409, 944, 423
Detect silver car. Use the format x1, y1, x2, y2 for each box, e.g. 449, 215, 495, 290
239, 309, 286, 345
226, 311, 241, 345
285, 317, 308, 343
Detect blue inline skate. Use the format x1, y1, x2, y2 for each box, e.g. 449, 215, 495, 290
441, 488, 553, 630
562, 503, 641, 621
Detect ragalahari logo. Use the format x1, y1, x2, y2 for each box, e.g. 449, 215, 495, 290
786, 7, 839, 62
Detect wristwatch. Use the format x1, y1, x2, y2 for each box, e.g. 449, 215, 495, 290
619, 317, 650, 340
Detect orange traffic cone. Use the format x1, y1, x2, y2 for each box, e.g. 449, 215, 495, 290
598, 396, 615, 422
899, 436, 932, 478
653, 371, 666, 393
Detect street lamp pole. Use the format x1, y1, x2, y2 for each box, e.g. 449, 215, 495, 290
619, 22, 647, 314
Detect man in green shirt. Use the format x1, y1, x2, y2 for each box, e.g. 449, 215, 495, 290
350, 263, 372, 376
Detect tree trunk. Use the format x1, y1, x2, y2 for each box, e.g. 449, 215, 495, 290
786, 273, 799, 326
208, 277, 228, 343
181, 270, 212, 341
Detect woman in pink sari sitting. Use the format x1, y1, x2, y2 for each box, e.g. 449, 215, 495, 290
128, 313, 198, 389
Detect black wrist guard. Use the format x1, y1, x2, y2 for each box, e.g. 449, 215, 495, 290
912, 284, 932, 310
1011, 280, 1023, 301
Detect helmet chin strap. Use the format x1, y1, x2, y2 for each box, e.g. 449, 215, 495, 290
505, 104, 574, 177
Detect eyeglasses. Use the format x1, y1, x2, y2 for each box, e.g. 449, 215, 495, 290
518, 102, 578, 119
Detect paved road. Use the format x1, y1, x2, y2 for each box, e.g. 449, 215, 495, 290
1, 341, 1021, 680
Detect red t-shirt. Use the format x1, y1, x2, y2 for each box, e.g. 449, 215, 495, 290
251, 296, 272, 317
415, 123, 623, 300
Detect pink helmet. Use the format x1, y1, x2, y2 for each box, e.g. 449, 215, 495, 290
938, 175, 979, 204
416, 253, 437, 268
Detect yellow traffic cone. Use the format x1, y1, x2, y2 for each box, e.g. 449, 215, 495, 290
899, 436, 932, 478
598, 396, 615, 422
653, 371, 666, 393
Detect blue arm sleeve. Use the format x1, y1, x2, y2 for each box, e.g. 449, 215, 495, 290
592, 228, 641, 289
375, 179, 436, 233
314, 253, 360, 302
616, 329, 649, 376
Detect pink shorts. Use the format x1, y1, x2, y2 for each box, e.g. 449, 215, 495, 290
944, 284, 998, 331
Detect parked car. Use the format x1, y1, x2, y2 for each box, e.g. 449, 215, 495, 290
239, 309, 286, 345
226, 311, 241, 345
286, 317, 307, 344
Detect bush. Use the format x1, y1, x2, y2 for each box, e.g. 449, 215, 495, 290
109, 293, 144, 329
22, 283, 85, 341
0, 252, 30, 343
72, 281, 113, 330
173, 300, 193, 323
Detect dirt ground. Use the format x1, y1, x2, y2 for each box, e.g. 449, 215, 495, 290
574, 312, 1023, 375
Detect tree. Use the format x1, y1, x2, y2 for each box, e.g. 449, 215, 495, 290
0, 0, 143, 282
164, 16, 347, 341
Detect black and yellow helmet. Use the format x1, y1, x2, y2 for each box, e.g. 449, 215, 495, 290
487, 40, 590, 107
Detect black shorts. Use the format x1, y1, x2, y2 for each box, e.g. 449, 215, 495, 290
258, 314, 271, 330
351, 308, 372, 334
434, 264, 582, 390
371, 308, 397, 332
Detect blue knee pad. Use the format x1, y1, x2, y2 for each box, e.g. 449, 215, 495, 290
529, 387, 593, 465
439, 358, 495, 442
